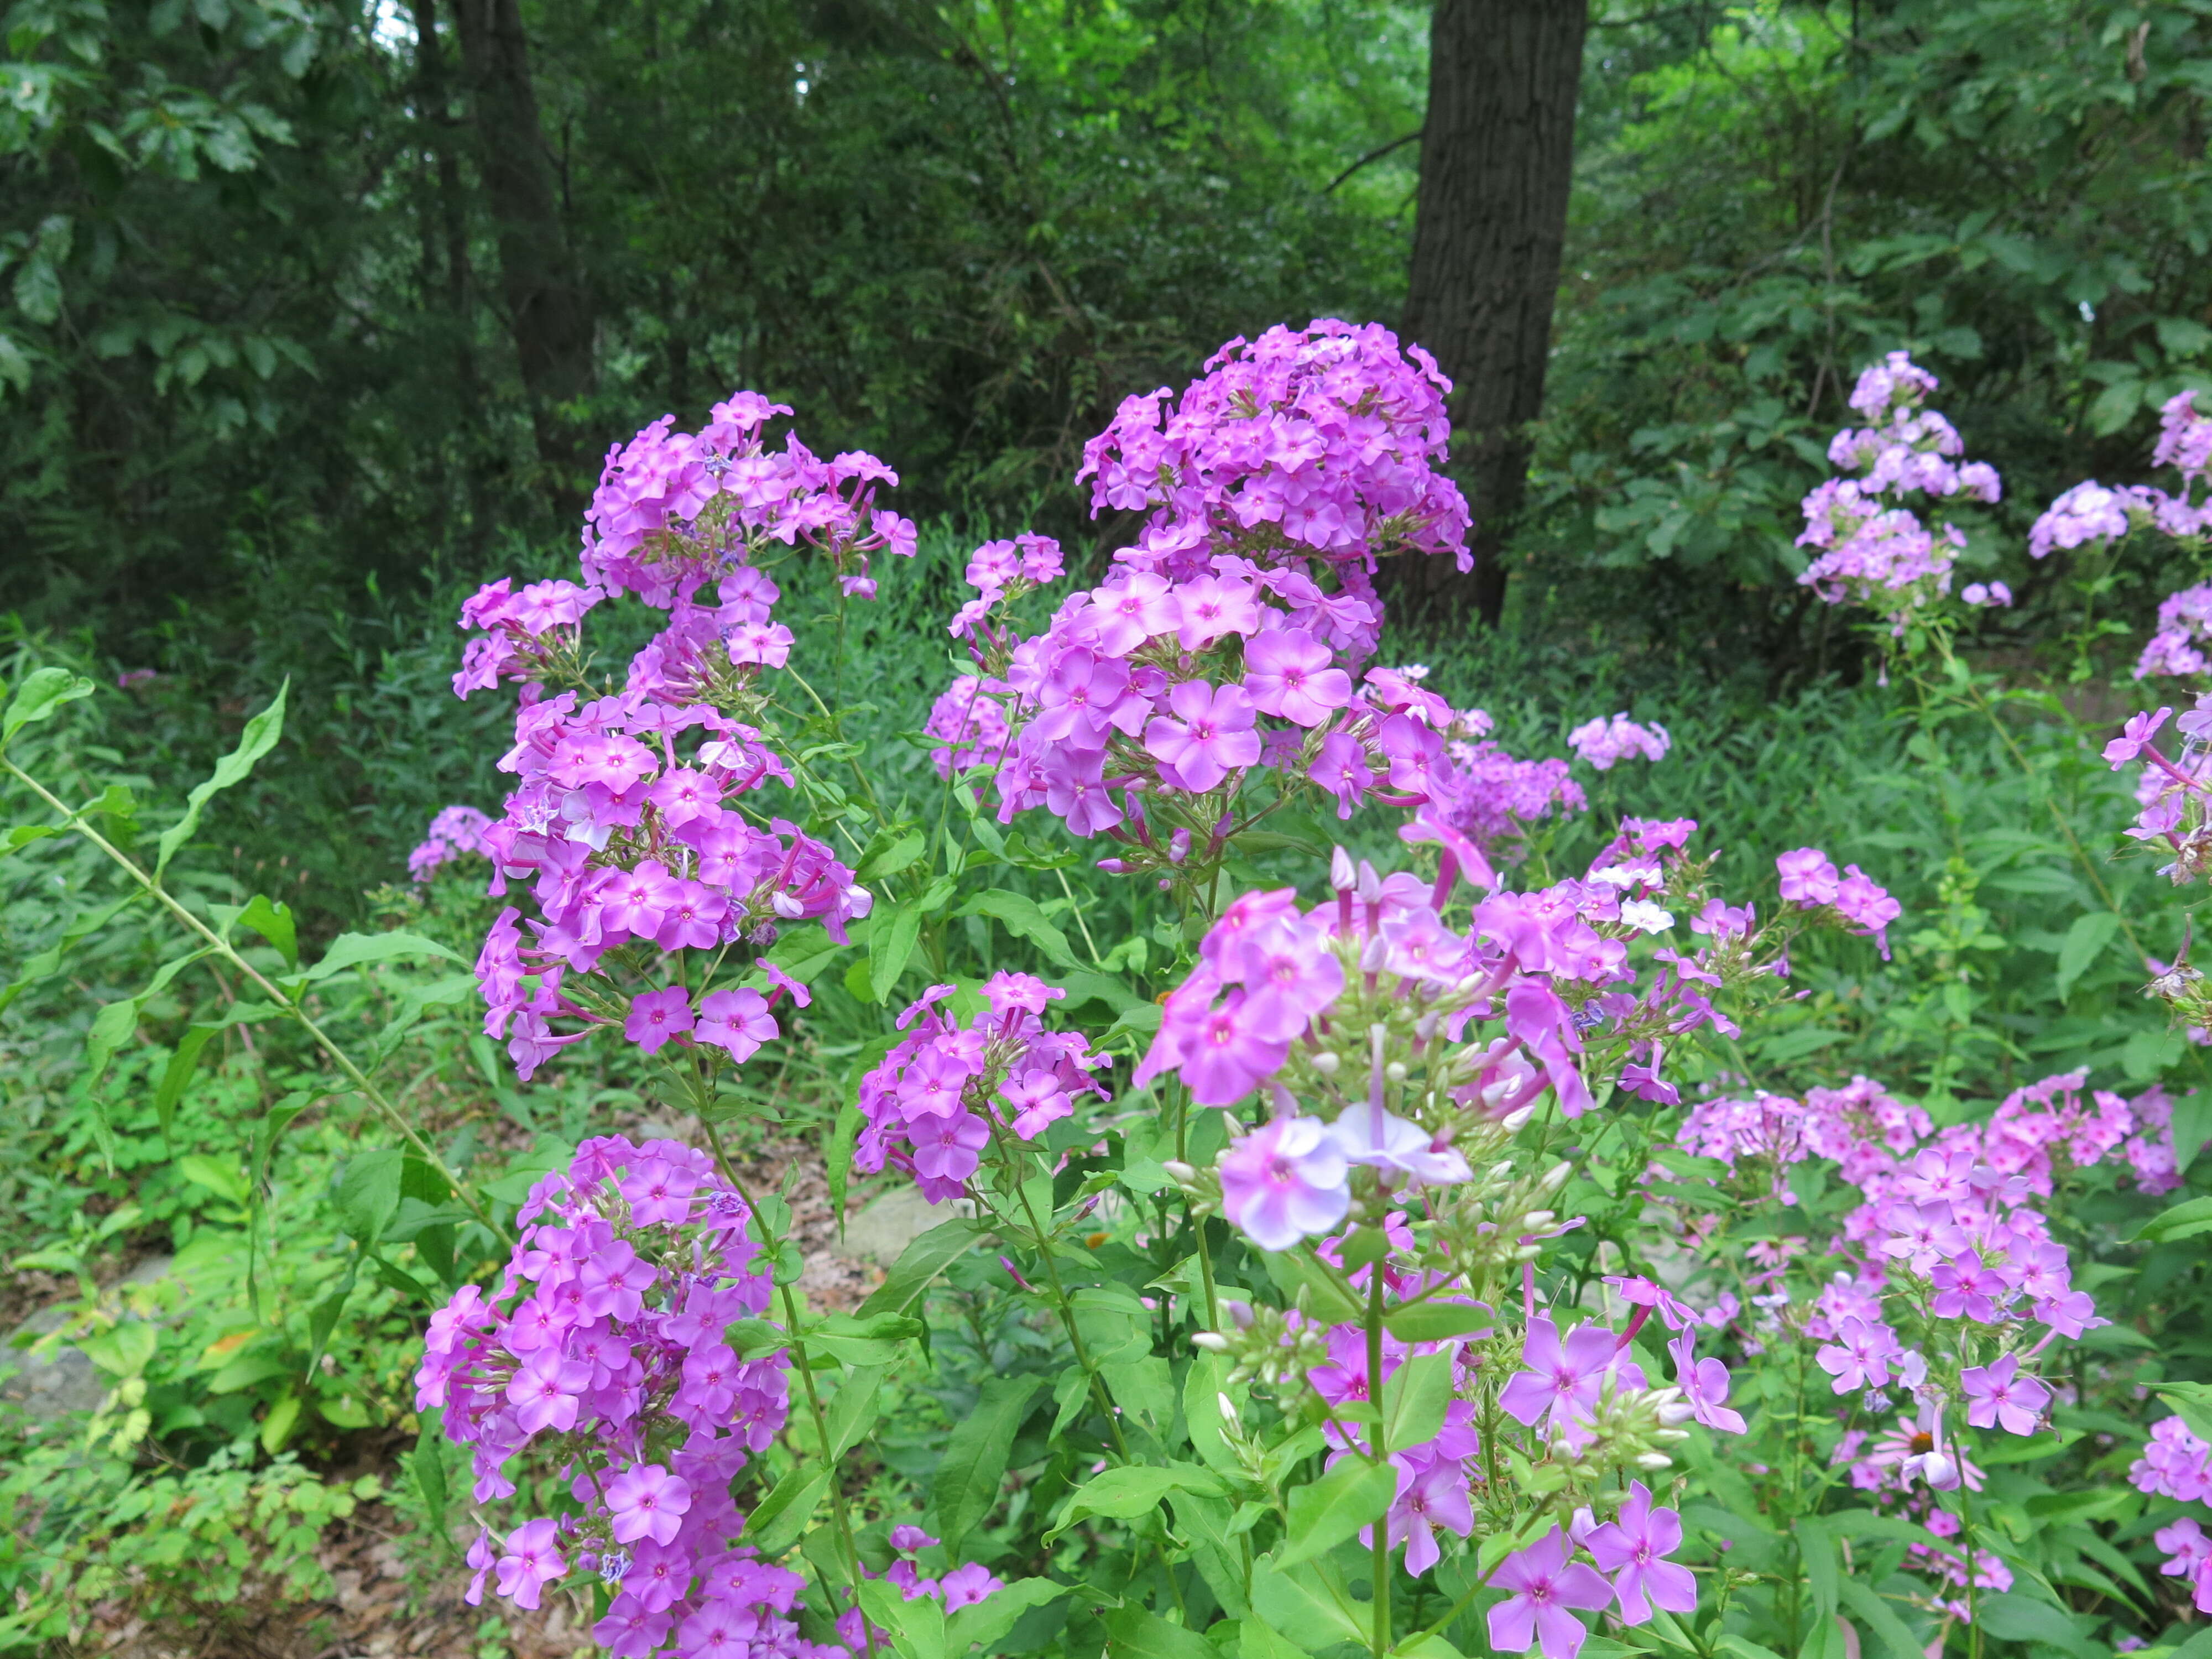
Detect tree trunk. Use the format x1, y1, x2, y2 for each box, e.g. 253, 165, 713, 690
451, 0, 595, 513
1396, 0, 1588, 627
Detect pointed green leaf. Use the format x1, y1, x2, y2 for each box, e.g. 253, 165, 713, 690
933, 1371, 1045, 1549
156, 681, 288, 875
1274, 1455, 1397, 1569
2, 666, 94, 747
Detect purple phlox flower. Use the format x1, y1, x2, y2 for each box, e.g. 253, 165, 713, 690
507, 1347, 591, 1434
495, 1517, 566, 1610
1384, 1451, 1476, 1575
693, 987, 778, 1061
624, 985, 694, 1055
1960, 1354, 2051, 1437
999, 1067, 1074, 1140
1776, 848, 1841, 906
1500, 1316, 1624, 1432
2106, 707, 2174, 769
605, 1462, 694, 1546
1217, 1114, 1350, 1250
1243, 627, 1353, 727
940, 1562, 1003, 1610
1488, 1526, 1613, 1659
1144, 680, 1261, 792
1327, 1108, 1473, 1190
1815, 1316, 1902, 1395
1668, 1332, 1748, 1435
1583, 1480, 1696, 1625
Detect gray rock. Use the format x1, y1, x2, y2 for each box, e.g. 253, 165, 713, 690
841, 1188, 971, 1264
1, 1254, 181, 1422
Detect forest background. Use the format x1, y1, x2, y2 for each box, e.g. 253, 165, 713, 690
9, 1, 2212, 1656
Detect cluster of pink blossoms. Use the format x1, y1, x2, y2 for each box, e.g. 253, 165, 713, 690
2138, 585, 2212, 679
1141, 815, 1898, 1252
925, 324, 1514, 884
409, 804, 493, 881
853, 972, 1112, 1203
1796, 352, 2003, 625
1566, 713, 1671, 771
445, 394, 914, 1079
415, 1137, 840, 1659
2031, 389, 2212, 562
2135, 1418, 2212, 1613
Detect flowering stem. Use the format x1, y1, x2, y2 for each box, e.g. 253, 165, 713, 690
697, 1124, 875, 1655
1366, 1260, 1391, 1659
2, 757, 497, 1238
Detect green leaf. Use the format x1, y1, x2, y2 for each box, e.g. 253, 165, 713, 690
333, 1148, 403, 1245
2055, 911, 2121, 1001
1183, 1352, 1245, 1481
411, 1413, 451, 1551
868, 900, 922, 1003
1383, 1300, 1494, 1343
1796, 1516, 1838, 1619
176, 1153, 251, 1206
1381, 1349, 1455, 1453
956, 888, 1080, 969
1, 666, 94, 747
156, 681, 288, 876
303, 929, 464, 982
947, 1577, 1067, 1657
860, 1574, 950, 1659
804, 1310, 922, 1366
259, 1389, 303, 1455
1274, 1454, 1397, 1569
748, 1461, 831, 1557
1050, 1464, 1223, 1542
856, 827, 926, 882
0, 823, 59, 857
1170, 1487, 1251, 1619
1104, 1605, 1215, 1659
1250, 1561, 1367, 1651
236, 894, 298, 968
1975, 1594, 2095, 1657
1835, 1581, 1922, 1659
823, 1365, 887, 1462
155, 1025, 220, 1145
933, 1371, 1046, 1549
0, 894, 134, 1015
78, 1319, 156, 1378
2133, 1194, 2212, 1244
82, 996, 142, 1091
859, 1217, 983, 1317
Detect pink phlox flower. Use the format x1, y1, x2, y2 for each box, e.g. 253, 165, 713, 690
1217, 1114, 1350, 1250
693, 988, 778, 1062
2106, 706, 2174, 768
605, 1462, 694, 1546
624, 985, 695, 1055
494, 1517, 566, 1609
619, 1160, 702, 1227
1815, 1316, 1901, 1395
1383, 1450, 1476, 1575
1144, 679, 1262, 792
1500, 1316, 1624, 1432
1583, 1481, 1695, 1625
999, 1067, 1074, 1139
507, 1347, 591, 1434
1488, 1526, 1613, 1659
1243, 628, 1353, 727
1960, 1354, 2051, 1436
1567, 713, 1672, 770
940, 1562, 1003, 1610
1667, 1331, 1748, 1434
1776, 847, 1841, 905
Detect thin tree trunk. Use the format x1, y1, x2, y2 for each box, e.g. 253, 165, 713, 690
451, 0, 594, 513
1396, 0, 1588, 627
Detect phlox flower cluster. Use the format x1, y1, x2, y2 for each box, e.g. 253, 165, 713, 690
2103, 700, 2212, 885
1079, 320, 1471, 575
415, 1136, 836, 1659
854, 972, 1111, 1202
1567, 714, 1671, 771
1144, 818, 1861, 1252
864, 1526, 1003, 1614
447, 393, 903, 1081
1797, 353, 2002, 625
2135, 1418, 2212, 1614
410, 804, 494, 881
2138, 586, 2212, 679
2031, 390, 2212, 561
582, 391, 916, 607
1772, 846, 1903, 957
932, 325, 1501, 886
1488, 1492, 1695, 1659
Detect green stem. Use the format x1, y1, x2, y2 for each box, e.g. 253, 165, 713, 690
1367, 1259, 1390, 1659
5, 758, 497, 1237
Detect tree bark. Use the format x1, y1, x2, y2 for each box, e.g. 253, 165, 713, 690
451, 0, 595, 512
1397, 0, 1589, 627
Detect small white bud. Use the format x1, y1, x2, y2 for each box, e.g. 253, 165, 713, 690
1161, 1160, 1197, 1183
1311, 1051, 1342, 1076
1331, 847, 1357, 891
1217, 1392, 1241, 1428
1636, 1453, 1674, 1470
1384, 1061, 1409, 1083
1191, 1332, 1230, 1352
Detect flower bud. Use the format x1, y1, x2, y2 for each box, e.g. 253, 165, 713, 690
1191, 1332, 1230, 1352
1311, 1051, 1341, 1076
1331, 847, 1357, 891
1217, 1392, 1241, 1428
1384, 1061, 1409, 1083
1635, 1453, 1673, 1470
1162, 1161, 1197, 1183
